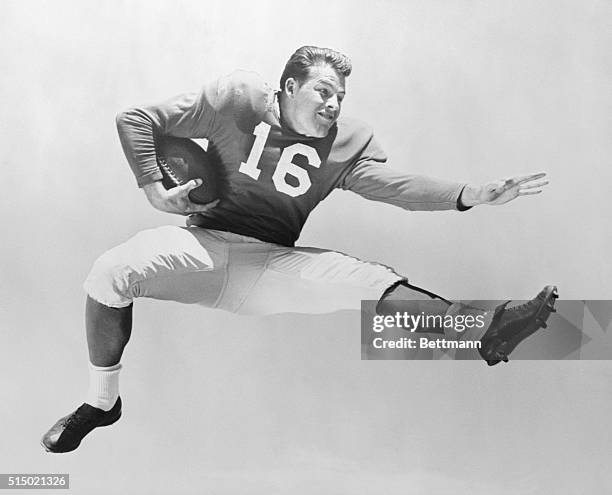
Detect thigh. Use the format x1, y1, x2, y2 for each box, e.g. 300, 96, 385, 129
84, 226, 229, 307
234, 246, 404, 315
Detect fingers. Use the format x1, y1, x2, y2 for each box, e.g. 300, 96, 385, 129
512, 172, 547, 185
179, 178, 203, 192
517, 183, 548, 196
501, 174, 549, 192
520, 180, 549, 190
169, 179, 220, 215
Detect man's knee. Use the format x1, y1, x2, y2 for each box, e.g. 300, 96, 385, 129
82, 226, 220, 308
83, 249, 135, 309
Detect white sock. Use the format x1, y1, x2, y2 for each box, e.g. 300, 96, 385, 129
85, 362, 121, 411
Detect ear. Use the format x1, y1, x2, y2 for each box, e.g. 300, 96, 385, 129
284, 77, 298, 97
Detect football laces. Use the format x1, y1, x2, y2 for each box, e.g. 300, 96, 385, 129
158, 156, 183, 186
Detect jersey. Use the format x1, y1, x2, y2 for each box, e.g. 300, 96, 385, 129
117, 70, 467, 246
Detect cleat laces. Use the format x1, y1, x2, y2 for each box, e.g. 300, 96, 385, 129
63, 408, 92, 429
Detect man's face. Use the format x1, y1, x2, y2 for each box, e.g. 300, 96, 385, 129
283, 64, 346, 138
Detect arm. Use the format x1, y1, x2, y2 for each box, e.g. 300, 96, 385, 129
339, 131, 548, 209
116, 88, 217, 215
338, 131, 468, 211
341, 162, 467, 211
343, 163, 548, 211
116, 90, 215, 187
116, 71, 272, 215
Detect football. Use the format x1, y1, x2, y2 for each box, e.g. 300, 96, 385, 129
155, 136, 225, 204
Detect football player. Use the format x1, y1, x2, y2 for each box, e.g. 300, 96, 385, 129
42, 46, 555, 453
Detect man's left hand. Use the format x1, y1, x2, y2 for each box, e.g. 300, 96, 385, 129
461, 172, 549, 207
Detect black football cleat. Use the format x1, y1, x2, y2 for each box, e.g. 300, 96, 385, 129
41, 397, 122, 453
479, 286, 559, 366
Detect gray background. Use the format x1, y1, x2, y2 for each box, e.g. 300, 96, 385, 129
1, 0, 611, 493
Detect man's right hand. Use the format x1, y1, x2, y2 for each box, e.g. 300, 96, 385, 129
142, 180, 219, 215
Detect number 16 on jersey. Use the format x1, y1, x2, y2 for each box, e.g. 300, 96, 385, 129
238, 122, 321, 197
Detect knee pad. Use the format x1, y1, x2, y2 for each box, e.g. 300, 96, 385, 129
83, 250, 134, 308
82, 226, 208, 308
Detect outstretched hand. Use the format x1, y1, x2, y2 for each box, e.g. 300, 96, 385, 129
461, 172, 549, 207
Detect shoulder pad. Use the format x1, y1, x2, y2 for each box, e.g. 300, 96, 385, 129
215, 70, 274, 133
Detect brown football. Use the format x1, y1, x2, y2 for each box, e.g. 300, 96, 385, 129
155, 136, 225, 204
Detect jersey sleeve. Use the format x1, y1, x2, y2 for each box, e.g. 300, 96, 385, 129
339, 135, 466, 211
116, 70, 271, 187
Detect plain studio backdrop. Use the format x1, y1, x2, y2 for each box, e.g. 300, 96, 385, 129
1, 0, 611, 493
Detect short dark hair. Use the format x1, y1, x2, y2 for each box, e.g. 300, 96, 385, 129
280, 46, 352, 90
